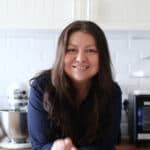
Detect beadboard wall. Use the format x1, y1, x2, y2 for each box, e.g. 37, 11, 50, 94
0, 30, 150, 107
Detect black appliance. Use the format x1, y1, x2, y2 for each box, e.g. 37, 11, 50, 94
128, 93, 150, 146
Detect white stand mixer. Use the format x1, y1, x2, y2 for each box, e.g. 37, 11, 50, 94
0, 82, 31, 149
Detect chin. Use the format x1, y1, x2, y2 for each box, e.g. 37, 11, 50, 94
72, 77, 91, 83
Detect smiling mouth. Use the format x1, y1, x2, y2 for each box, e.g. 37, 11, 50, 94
72, 65, 89, 70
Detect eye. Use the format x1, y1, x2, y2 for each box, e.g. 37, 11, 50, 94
66, 48, 77, 53
86, 49, 98, 54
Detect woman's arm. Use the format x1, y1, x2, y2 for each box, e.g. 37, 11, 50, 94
28, 79, 53, 150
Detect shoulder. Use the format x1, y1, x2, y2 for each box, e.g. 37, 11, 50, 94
29, 70, 52, 110
112, 82, 122, 113
30, 70, 52, 92
111, 82, 122, 108
113, 81, 122, 97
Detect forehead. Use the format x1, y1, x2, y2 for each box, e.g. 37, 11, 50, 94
68, 31, 96, 45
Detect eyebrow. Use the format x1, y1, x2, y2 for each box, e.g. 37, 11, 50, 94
67, 44, 76, 47
67, 43, 96, 48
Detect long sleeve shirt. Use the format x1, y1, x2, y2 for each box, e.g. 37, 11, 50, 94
27, 75, 122, 150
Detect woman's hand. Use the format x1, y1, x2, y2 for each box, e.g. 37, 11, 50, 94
51, 137, 77, 150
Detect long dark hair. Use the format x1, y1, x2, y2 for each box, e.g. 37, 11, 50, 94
33, 21, 116, 146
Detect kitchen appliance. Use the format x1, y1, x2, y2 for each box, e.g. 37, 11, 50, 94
7, 82, 28, 109
0, 82, 31, 149
128, 92, 150, 146
0, 110, 31, 149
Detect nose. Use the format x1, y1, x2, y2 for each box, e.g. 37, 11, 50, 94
76, 50, 86, 62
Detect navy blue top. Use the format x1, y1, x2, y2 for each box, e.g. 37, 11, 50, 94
28, 74, 122, 150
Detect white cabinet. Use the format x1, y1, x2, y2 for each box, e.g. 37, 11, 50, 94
1, 0, 149, 30
126, 0, 150, 30
0, 0, 89, 30
88, 0, 150, 30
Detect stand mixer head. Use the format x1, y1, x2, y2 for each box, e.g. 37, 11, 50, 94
7, 82, 28, 110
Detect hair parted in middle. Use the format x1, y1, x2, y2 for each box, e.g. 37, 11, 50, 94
52, 20, 113, 94
40, 20, 115, 146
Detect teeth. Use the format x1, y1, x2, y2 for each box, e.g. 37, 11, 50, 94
73, 65, 88, 70
78, 66, 87, 69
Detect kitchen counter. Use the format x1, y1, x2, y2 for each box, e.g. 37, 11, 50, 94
0, 145, 150, 150
0, 137, 31, 150
116, 145, 150, 150
0, 148, 31, 150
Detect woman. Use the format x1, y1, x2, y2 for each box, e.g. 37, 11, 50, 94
28, 20, 122, 150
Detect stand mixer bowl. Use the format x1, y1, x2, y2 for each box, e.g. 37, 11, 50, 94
0, 109, 29, 143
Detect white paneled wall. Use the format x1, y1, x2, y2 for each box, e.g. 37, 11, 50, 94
108, 32, 150, 97
0, 30, 150, 107
0, 30, 59, 107
106, 31, 150, 98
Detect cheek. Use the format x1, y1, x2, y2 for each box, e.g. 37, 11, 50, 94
64, 55, 73, 71
93, 56, 100, 73
93, 56, 99, 66
64, 55, 71, 66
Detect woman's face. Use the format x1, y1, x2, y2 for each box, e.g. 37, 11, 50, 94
64, 31, 99, 84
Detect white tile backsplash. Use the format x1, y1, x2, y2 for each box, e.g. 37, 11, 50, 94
0, 30, 150, 106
